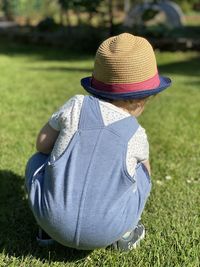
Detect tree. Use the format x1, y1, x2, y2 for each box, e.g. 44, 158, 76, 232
58, 0, 102, 26
108, 0, 114, 35
1, 0, 15, 20
58, 0, 73, 26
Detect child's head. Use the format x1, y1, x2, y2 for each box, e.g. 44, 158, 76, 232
81, 33, 171, 114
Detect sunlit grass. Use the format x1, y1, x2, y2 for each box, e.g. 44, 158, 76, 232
0, 42, 199, 267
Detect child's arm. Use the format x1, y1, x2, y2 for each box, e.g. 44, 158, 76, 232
36, 123, 59, 154
142, 159, 151, 176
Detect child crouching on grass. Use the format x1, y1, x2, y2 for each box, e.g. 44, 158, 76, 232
25, 33, 171, 251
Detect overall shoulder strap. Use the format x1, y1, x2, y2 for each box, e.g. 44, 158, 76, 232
106, 116, 139, 142
78, 96, 104, 130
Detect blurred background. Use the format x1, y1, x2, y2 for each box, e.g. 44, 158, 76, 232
0, 0, 199, 52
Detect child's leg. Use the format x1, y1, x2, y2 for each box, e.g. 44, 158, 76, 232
114, 163, 151, 251
134, 162, 152, 220
25, 152, 49, 193
25, 152, 54, 246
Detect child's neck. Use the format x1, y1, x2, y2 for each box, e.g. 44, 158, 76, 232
111, 100, 143, 118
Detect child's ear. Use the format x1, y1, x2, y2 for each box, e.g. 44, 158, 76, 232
138, 99, 146, 108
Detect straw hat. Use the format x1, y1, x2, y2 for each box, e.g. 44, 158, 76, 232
81, 33, 171, 99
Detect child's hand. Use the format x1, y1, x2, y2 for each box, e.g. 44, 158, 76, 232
141, 160, 151, 176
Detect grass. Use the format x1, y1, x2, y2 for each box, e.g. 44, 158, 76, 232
0, 40, 200, 267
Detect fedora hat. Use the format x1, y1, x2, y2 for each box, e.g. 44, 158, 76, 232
81, 33, 171, 99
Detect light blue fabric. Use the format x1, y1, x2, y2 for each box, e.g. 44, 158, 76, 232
25, 96, 151, 250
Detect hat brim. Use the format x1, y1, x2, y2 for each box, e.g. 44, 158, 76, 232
81, 76, 171, 100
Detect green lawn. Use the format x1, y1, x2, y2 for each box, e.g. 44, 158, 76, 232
0, 41, 199, 267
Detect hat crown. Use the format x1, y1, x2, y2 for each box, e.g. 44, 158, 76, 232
107, 33, 134, 53
93, 33, 158, 84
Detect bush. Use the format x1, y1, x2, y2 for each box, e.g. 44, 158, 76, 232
37, 17, 58, 32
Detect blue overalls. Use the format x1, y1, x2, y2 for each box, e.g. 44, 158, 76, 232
25, 96, 151, 250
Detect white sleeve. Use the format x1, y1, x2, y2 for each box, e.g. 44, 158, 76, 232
48, 95, 84, 131
128, 126, 149, 163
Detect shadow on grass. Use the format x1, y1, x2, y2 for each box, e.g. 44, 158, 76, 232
0, 38, 94, 62
28, 66, 92, 73
0, 38, 199, 81
0, 170, 91, 263
27, 54, 200, 82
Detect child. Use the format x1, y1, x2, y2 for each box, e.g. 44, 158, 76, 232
25, 33, 171, 251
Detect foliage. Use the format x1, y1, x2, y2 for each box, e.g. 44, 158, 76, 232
58, 0, 73, 10
0, 0, 198, 25
0, 0, 16, 19
129, 23, 200, 39
173, 0, 197, 6
36, 17, 58, 32
141, 8, 159, 21
0, 0, 59, 22
172, 0, 197, 12
58, 0, 102, 12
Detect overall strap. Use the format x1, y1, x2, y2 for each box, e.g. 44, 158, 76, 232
78, 96, 104, 130
106, 115, 139, 143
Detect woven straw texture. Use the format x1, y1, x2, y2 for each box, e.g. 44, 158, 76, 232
93, 33, 157, 84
